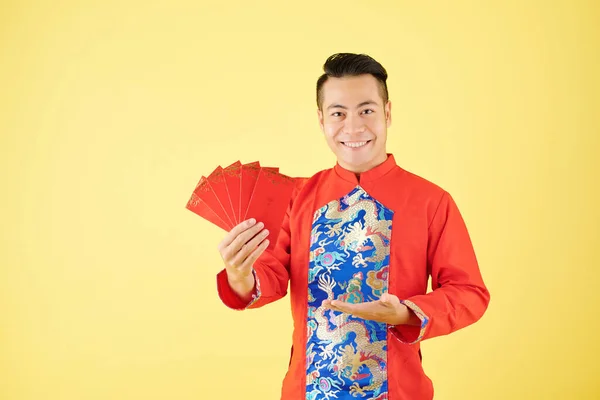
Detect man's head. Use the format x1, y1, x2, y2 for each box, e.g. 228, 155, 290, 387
316, 53, 392, 174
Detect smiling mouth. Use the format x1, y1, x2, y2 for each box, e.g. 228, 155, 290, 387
341, 140, 372, 148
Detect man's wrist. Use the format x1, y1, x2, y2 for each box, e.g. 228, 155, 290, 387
394, 302, 422, 326
227, 272, 255, 301
390, 302, 419, 326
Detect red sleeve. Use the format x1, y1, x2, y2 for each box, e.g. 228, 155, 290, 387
216, 178, 306, 310
390, 192, 490, 343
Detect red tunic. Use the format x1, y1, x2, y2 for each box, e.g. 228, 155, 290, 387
217, 154, 490, 399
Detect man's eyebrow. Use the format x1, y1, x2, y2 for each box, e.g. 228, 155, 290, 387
357, 100, 378, 108
326, 100, 379, 110
326, 103, 347, 110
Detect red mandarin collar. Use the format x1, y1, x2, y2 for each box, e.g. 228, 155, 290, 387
334, 153, 397, 184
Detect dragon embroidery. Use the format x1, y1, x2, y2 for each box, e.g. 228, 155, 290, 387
306, 186, 394, 399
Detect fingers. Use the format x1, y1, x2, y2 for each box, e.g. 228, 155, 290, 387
219, 219, 265, 262
230, 227, 270, 267
322, 299, 391, 316
321, 296, 404, 325
230, 221, 266, 257
219, 218, 258, 250
218, 218, 270, 284
239, 237, 270, 271
322, 299, 351, 313
328, 300, 359, 314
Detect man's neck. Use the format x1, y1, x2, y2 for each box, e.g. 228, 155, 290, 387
339, 154, 389, 175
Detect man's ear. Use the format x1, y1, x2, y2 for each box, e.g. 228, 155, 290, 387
317, 108, 324, 131
385, 100, 392, 128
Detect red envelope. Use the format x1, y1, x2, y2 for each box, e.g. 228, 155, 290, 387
239, 161, 261, 223
244, 168, 296, 250
223, 161, 242, 225
185, 192, 230, 231
207, 166, 236, 228
192, 176, 233, 230
238, 165, 279, 221
187, 162, 301, 245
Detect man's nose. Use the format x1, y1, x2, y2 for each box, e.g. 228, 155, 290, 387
343, 114, 366, 135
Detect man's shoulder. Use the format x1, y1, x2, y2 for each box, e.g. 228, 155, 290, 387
291, 164, 335, 188
394, 165, 448, 198
287, 168, 332, 206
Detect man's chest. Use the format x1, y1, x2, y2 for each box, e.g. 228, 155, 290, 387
289, 185, 430, 296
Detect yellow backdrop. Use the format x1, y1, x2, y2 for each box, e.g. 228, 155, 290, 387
1, 1, 598, 399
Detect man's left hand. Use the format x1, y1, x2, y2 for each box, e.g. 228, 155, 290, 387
322, 293, 418, 326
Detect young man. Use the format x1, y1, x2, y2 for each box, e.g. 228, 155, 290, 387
216, 53, 490, 400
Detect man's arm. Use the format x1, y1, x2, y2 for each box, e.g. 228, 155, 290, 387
390, 191, 491, 344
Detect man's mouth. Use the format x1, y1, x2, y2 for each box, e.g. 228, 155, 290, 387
341, 140, 372, 148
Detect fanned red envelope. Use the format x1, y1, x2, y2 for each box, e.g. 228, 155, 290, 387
206, 166, 236, 228
238, 164, 280, 223
187, 177, 232, 231
239, 162, 261, 223
186, 161, 300, 246
186, 193, 231, 231
244, 168, 296, 249
222, 161, 242, 225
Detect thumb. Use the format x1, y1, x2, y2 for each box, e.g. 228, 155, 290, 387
380, 292, 399, 305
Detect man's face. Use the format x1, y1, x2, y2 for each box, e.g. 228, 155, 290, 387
318, 74, 391, 173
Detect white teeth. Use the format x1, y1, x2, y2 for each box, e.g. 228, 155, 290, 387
343, 141, 369, 148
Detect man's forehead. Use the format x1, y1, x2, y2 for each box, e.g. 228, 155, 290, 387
321, 75, 383, 107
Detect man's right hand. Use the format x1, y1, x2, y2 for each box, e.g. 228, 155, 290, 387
217, 218, 270, 301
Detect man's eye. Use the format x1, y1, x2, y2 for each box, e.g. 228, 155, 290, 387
331, 112, 343, 117
362, 109, 374, 114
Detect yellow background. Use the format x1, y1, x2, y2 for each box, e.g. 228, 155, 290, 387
1, 1, 598, 399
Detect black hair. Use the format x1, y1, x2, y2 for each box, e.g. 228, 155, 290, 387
316, 53, 389, 110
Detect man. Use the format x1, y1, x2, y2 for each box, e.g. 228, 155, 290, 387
216, 53, 490, 400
